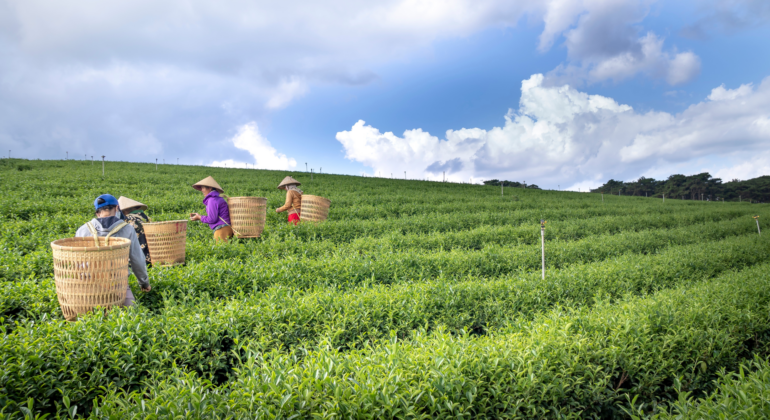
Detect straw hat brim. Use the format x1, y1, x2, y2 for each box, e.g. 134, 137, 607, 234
277, 176, 301, 190
193, 176, 224, 193
118, 196, 148, 212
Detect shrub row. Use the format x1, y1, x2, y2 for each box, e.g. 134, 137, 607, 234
78, 262, 770, 419
2, 217, 762, 324
631, 355, 770, 419
1, 235, 767, 416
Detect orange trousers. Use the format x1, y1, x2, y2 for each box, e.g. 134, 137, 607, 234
213, 226, 234, 242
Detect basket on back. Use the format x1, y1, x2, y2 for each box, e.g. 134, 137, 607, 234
300, 195, 331, 222
228, 197, 267, 238
51, 237, 132, 322
144, 220, 187, 266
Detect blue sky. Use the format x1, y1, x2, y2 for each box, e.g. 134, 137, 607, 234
1, 0, 769, 189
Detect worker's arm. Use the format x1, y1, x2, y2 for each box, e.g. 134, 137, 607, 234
199, 199, 220, 224
126, 228, 150, 289
276, 191, 295, 213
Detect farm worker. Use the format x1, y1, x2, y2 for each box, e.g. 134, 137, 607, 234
74, 194, 151, 307
118, 196, 152, 267
276, 176, 302, 224
189, 176, 234, 241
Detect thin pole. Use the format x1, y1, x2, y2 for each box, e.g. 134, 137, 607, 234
101, 156, 105, 176
540, 220, 546, 280
755, 216, 761, 235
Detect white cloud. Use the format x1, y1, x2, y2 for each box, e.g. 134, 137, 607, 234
337, 74, 770, 189
540, 1, 701, 86
266, 77, 308, 110
211, 122, 296, 170
0, 0, 704, 165
708, 83, 754, 101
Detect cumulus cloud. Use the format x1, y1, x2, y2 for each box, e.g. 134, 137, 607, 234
337, 75, 770, 188
540, 0, 701, 86
707, 83, 753, 101
0, 0, 534, 162
0, 0, 703, 164
211, 122, 296, 170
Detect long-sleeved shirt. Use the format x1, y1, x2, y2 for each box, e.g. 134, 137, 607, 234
125, 212, 151, 266
75, 217, 150, 288
276, 190, 302, 214
201, 190, 230, 230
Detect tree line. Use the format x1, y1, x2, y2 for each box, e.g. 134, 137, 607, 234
590, 173, 770, 202
483, 179, 541, 189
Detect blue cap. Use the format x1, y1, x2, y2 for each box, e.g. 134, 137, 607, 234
94, 194, 119, 210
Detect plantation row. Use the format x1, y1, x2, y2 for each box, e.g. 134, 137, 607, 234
2, 217, 764, 325
17, 262, 770, 419
2, 234, 767, 415
1, 161, 768, 419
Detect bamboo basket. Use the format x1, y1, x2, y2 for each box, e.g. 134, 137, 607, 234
300, 195, 331, 222
229, 197, 267, 238
144, 220, 187, 266
51, 237, 132, 322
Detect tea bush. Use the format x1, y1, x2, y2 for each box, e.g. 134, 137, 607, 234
0, 159, 768, 419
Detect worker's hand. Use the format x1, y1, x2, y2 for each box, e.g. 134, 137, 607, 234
275, 208, 280, 213
141, 285, 151, 292
189, 213, 201, 221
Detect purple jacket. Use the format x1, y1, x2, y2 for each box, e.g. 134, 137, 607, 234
201, 190, 231, 230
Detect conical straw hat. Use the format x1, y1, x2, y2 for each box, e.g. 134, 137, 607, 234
193, 176, 224, 193
118, 196, 148, 212
277, 176, 301, 190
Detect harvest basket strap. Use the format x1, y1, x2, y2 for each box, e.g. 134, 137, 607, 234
105, 221, 129, 244
219, 217, 242, 237
86, 222, 99, 247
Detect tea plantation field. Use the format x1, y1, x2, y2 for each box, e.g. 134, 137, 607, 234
1, 159, 769, 419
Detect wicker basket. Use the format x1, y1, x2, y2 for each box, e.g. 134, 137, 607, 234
144, 220, 187, 266
51, 237, 132, 322
300, 195, 331, 222
229, 197, 267, 238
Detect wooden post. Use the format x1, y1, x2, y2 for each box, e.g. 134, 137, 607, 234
755, 216, 761, 235
101, 156, 105, 176
540, 220, 546, 280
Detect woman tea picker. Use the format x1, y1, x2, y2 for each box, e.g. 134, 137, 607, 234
276, 176, 302, 224
189, 176, 234, 241
75, 194, 151, 308
118, 196, 151, 266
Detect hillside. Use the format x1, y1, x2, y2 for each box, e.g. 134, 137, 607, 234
1, 158, 770, 419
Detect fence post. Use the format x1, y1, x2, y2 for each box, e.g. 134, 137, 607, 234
540, 220, 546, 280
755, 216, 761, 235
